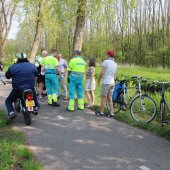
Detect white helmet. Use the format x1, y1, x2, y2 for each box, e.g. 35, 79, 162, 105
17, 53, 27, 59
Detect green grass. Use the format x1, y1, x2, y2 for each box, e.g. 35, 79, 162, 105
95, 65, 170, 81
87, 65, 170, 140
0, 110, 43, 170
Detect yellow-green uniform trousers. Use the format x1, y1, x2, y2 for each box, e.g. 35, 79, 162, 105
40, 55, 59, 104
68, 56, 85, 111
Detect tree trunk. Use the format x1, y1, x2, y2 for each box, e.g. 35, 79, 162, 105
0, 25, 3, 61
0, 42, 4, 61
29, 0, 45, 62
0, 1, 17, 61
73, 0, 87, 51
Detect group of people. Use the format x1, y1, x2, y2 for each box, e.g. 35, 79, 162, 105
3, 48, 117, 124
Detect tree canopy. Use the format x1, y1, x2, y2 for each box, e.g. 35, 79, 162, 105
2, 0, 170, 68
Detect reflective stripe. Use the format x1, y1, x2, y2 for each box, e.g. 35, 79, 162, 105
70, 72, 84, 77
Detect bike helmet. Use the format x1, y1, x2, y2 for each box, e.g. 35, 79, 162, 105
17, 53, 27, 59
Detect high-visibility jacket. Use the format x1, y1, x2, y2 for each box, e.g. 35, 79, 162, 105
40, 55, 59, 73
68, 56, 85, 73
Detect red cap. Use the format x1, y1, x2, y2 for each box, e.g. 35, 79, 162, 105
106, 50, 116, 57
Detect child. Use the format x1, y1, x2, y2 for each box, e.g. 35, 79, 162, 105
85, 58, 96, 107
0, 62, 6, 85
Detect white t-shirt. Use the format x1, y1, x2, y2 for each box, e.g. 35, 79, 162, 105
101, 58, 117, 85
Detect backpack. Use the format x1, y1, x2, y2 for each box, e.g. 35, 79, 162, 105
112, 82, 127, 102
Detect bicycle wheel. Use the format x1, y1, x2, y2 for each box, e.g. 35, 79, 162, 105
130, 95, 157, 123
160, 101, 165, 123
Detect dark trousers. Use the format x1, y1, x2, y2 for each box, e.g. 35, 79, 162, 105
5, 88, 38, 114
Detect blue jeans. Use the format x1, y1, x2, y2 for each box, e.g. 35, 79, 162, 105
69, 75, 83, 100
5, 88, 38, 115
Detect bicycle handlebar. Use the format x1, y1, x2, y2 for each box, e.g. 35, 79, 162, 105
131, 76, 142, 79
151, 81, 170, 85
119, 80, 128, 83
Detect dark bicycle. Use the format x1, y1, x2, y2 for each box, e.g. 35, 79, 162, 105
153, 81, 170, 126
107, 76, 157, 123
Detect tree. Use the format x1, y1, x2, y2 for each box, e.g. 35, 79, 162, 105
73, 0, 87, 51
0, 0, 17, 61
29, 0, 45, 62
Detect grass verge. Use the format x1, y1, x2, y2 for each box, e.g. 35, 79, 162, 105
0, 110, 43, 170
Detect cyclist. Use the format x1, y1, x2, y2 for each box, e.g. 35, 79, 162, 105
5, 53, 39, 124
67, 50, 86, 111
95, 50, 117, 117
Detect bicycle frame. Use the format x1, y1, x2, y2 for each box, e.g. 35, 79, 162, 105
159, 82, 170, 123
124, 77, 145, 107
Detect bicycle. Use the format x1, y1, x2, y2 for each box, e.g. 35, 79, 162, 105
107, 76, 157, 123
153, 81, 170, 126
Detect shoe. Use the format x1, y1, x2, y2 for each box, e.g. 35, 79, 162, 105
39, 97, 45, 102
6, 112, 17, 125
95, 111, 104, 116
121, 105, 127, 111
33, 106, 38, 115
108, 113, 115, 118
78, 107, 84, 111
63, 97, 68, 100
52, 102, 60, 107
66, 108, 74, 112
86, 105, 92, 108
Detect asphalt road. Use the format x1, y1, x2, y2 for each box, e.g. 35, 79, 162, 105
0, 83, 170, 170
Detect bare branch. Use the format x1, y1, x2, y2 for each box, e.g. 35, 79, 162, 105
3, 3, 17, 44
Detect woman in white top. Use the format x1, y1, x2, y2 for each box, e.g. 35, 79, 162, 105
85, 58, 96, 107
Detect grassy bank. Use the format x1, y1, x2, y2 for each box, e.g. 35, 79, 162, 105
87, 65, 170, 140
0, 110, 43, 170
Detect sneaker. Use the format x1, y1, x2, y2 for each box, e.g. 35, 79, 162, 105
33, 106, 38, 115
52, 102, 60, 107
6, 112, 17, 125
78, 107, 84, 111
86, 105, 92, 108
66, 108, 74, 112
41, 98, 45, 102
108, 113, 115, 118
95, 111, 104, 116
63, 97, 68, 100
121, 104, 127, 111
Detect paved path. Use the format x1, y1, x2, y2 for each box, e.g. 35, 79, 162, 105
0, 83, 170, 170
